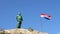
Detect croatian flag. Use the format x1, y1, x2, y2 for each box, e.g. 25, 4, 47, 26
40, 14, 51, 20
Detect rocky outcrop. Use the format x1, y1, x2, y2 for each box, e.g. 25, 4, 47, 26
0, 28, 48, 34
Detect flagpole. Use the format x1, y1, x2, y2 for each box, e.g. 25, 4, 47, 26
40, 18, 43, 32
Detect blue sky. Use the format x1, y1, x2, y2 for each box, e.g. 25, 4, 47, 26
0, 0, 60, 34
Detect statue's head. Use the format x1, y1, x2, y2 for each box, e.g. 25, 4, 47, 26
18, 12, 21, 16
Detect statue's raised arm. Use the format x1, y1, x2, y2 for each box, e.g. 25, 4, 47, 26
16, 12, 23, 28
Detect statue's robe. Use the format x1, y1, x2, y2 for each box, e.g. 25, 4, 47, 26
16, 15, 23, 28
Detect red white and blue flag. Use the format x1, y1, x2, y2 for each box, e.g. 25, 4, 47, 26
40, 14, 51, 20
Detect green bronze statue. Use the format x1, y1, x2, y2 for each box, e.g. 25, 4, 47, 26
16, 12, 23, 28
